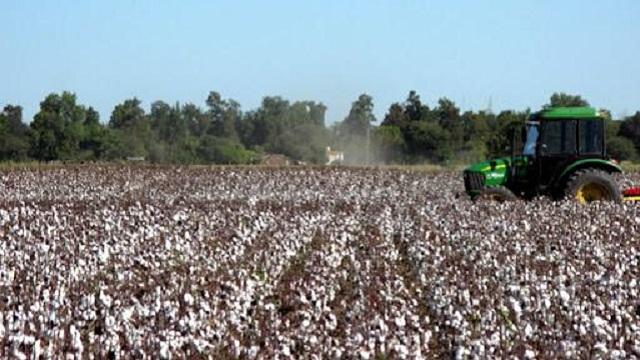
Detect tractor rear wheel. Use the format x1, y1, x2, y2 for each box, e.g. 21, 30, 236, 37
564, 169, 621, 204
475, 186, 517, 202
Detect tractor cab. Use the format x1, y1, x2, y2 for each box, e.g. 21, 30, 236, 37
464, 106, 622, 203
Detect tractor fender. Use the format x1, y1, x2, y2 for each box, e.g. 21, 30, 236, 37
556, 159, 622, 191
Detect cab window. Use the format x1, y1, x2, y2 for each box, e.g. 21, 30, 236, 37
540, 120, 576, 155
579, 120, 603, 155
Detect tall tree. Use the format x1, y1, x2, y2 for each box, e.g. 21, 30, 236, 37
149, 100, 172, 142
206, 91, 241, 139
244, 96, 290, 148
404, 90, 428, 122
0, 105, 29, 160
382, 103, 405, 128
109, 98, 146, 129
436, 97, 463, 154
109, 98, 149, 158
2, 105, 28, 136
618, 111, 640, 152
374, 125, 404, 163
343, 94, 375, 138
547, 92, 590, 107
29, 92, 86, 161
485, 110, 527, 157
182, 103, 207, 137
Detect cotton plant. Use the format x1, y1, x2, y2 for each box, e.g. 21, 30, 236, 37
0, 166, 638, 358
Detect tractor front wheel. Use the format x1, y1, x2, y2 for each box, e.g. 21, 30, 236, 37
564, 169, 621, 204
475, 186, 517, 202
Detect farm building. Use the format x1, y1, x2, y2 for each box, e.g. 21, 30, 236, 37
325, 147, 344, 165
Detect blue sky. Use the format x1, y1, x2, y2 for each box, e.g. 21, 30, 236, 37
2, 1, 639, 124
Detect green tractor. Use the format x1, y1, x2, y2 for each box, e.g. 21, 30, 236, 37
463, 106, 625, 204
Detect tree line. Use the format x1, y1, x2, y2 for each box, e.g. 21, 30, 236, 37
1, 91, 639, 165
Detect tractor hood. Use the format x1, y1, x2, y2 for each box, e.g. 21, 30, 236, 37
462, 156, 531, 195
464, 157, 511, 187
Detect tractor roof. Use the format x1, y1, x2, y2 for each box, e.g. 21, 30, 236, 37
538, 106, 602, 120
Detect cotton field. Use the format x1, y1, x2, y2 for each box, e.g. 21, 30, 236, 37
0, 165, 640, 359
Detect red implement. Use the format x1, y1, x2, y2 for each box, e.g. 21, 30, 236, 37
622, 185, 640, 202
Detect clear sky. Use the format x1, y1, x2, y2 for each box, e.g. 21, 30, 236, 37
2, 1, 639, 124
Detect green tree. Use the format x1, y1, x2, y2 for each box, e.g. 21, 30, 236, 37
78, 106, 116, 160
404, 121, 452, 163
109, 98, 150, 158
307, 101, 327, 127
198, 136, 255, 164
404, 90, 432, 123
147, 101, 189, 163
29, 92, 87, 161
206, 91, 241, 139
336, 94, 376, 164
618, 111, 640, 153
182, 103, 208, 137
373, 125, 404, 163
2, 105, 28, 136
343, 94, 375, 138
485, 110, 527, 157
607, 136, 637, 161
109, 98, 145, 129
436, 97, 464, 153
547, 92, 590, 107
381, 103, 405, 128
0, 105, 29, 160
459, 110, 492, 163
149, 100, 172, 142
240, 96, 289, 148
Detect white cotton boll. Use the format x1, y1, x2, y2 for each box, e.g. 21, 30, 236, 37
592, 316, 606, 329
281, 344, 291, 356
326, 313, 337, 331
455, 346, 469, 360
395, 344, 409, 358
121, 307, 134, 323
351, 333, 364, 346
593, 342, 607, 353
105, 315, 116, 332
33, 340, 42, 359
610, 350, 624, 358
299, 292, 309, 305
159, 341, 171, 359
524, 323, 534, 338
423, 329, 432, 345
70, 325, 83, 351
248, 345, 260, 358
172, 212, 184, 222
11, 347, 26, 360
509, 297, 522, 321
100, 291, 112, 308
183, 293, 194, 307
309, 335, 318, 345
395, 315, 406, 328
359, 349, 371, 359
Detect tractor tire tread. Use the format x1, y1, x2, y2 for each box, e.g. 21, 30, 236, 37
564, 169, 621, 203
